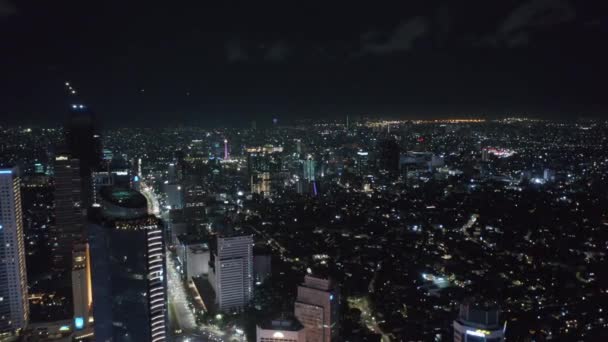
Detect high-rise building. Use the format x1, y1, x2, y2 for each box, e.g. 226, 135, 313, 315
212, 234, 253, 312
65, 104, 102, 208
183, 184, 206, 235
0, 167, 29, 338
89, 187, 167, 342
257, 316, 306, 342
453, 300, 505, 342
165, 183, 184, 210
303, 155, 316, 181
247, 146, 283, 196
355, 151, 370, 176
71, 243, 93, 331
377, 139, 400, 176
224, 139, 230, 160
294, 275, 339, 342
53, 153, 85, 274
251, 172, 271, 196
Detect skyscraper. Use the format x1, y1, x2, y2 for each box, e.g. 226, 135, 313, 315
71, 243, 93, 332
65, 104, 102, 208
377, 139, 400, 176
89, 187, 167, 342
212, 234, 253, 312
303, 155, 316, 181
294, 275, 339, 342
0, 167, 29, 339
453, 300, 505, 342
53, 153, 85, 274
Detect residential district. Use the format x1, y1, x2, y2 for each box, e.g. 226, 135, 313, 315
0, 116, 607, 341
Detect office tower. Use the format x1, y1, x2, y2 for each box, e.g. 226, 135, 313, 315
168, 163, 177, 183
294, 275, 339, 342
0, 167, 29, 338
183, 184, 206, 235
251, 172, 272, 196
65, 104, 102, 208
89, 187, 167, 342
213, 234, 253, 311
377, 139, 400, 176
543, 168, 555, 182
53, 153, 85, 274
453, 300, 505, 342
71, 243, 92, 331
224, 139, 230, 160
481, 149, 490, 162
257, 316, 306, 342
303, 155, 316, 181
246, 146, 283, 175
355, 151, 370, 176
165, 183, 184, 210
253, 249, 271, 284
176, 241, 210, 280
295, 139, 302, 156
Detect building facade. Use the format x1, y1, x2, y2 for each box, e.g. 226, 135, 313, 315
453, 301, 505, 342
294, 275, 339, 342
257, 317, 306, 342
0, 167, 29, 338
71, 243, 93, 331
53, 153, 85, 273
89, 187, 168, 342
214, 235, 253, 311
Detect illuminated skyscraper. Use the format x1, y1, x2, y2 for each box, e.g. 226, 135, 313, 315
294, 275, 339, 342
453, 300, 505, 342
0, 167, 29, 339
89, 187, 167, 342
72, 243, 92, 332
224, 139, 230, 160
53, 153, 85, 274
303, 155, 316, 181
212, 234, 253, 311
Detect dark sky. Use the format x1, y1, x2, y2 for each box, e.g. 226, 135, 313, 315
1, 0, 607, 126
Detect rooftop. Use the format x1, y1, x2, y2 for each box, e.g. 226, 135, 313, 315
100, 186, 147, 209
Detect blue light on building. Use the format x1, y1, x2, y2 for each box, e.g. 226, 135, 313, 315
75, 317, 84, 329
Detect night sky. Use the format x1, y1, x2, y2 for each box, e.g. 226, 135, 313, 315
1, 1, 607, 126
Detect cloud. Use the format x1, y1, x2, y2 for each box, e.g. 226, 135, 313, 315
360, 17, 429, 55
264, 42, 289, 62
225, 39, 247, 62
500, 0, 575, 35
0, 0, 17, 17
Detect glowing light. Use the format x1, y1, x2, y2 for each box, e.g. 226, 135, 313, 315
65, 82, 70, 86
273, 332, 285, 338
466, 329, 490, 337
59, 325, 71, 331
134, 175, 139, 182
71, 90, 76, 94
75, 317, 84, 329
0, 170, 12, 174
72, 104, 78, 109
79, 104, 84, 109
237, 191, 244, 196
330, 294, 334, 301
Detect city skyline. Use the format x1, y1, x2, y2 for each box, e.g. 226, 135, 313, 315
1, 1, 607, 342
